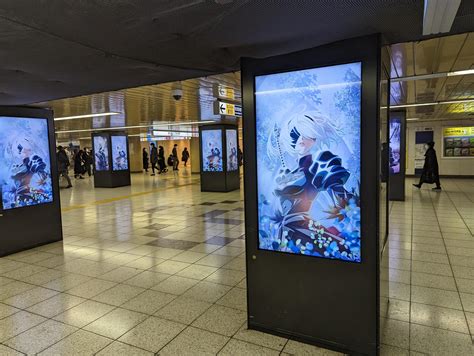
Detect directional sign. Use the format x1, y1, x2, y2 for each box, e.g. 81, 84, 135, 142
214, 84, 236, 101
214, 101, 242, 117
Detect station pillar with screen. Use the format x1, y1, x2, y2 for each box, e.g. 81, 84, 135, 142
0, 106, 62, 256
92, 132, 131, 188
199, 124, 240, 192
241, 35, 381, 354
389, 111, 406, 201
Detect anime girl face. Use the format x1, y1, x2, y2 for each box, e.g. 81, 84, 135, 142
295, 135, 316, 155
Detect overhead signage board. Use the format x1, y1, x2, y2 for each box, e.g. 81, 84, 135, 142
213, 84, 235, 101
214, 101, 242, 117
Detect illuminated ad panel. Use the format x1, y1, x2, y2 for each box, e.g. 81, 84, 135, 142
93, 135, 110, 171
111, 136, 128, 171
202, 130, 223, 172
226, 129, 238, 171
0, 116, 54, 210
389, 118, 401, 174
255, 62, 362, 262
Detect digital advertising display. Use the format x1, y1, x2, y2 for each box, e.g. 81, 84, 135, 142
226, 129, 238, 171
111, 136, 128, 171
255, 62, 362, 262
93, 135, 110, 171
202, 130, 223, 172
389, 118, 401, 174
0, 116, 54, 210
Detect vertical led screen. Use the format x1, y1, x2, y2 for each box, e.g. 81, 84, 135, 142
255, 62, 362, 262
389, 118, 401, 174
93, 135, 110, 171
0, 116, 54, 210
111, 136, 128, 171
226, 129, 238, 171
202, 130, 223, 172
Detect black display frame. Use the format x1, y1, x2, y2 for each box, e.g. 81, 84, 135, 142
199, 124, 240, 192
389, 111, 406, 201
92, 132, 131, 188
242, 35, 380, 354
0, 106, 63, 256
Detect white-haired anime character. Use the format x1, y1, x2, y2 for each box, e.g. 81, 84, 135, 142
263, 113, 360, 261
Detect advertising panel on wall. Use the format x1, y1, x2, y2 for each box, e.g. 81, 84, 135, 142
93, 135, 110, 171
226, 129, 238, 171
255, 63, 362, 262
111, 136, 129, 171
201, 130, 223, 172
443, 126, 474, 157
0, 116, 54, 210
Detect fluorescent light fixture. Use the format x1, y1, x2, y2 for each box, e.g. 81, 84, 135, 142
447, 69, 474, 77
407, 118, 420, 121
423, 0, 461, 36
383, 98, 474, 109
54, 112, 121, 121
55, 120, 217, 134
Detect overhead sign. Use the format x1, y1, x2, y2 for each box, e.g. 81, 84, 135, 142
214, 101, 242, 117
214, 84, 235, 100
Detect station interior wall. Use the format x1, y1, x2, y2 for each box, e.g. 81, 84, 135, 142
406, 119, 474, 176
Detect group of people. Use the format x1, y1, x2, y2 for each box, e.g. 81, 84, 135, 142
56, 145, 93, 188
142, 144, 190, 176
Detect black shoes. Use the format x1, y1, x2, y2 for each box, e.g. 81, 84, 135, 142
413, 184, 421, 189
432, 187, 442, 191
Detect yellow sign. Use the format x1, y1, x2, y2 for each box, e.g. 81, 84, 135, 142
216, 85, 235, 100
443, 127, 474, 137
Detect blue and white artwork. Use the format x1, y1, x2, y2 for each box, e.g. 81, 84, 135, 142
111, 136, 128, 171
202, 130, 223, 172
255, 62, 362, 262
93, 136, 109, 171
0, 116, 53, 210
389, 118, 401, 174
226, 129, 238, 171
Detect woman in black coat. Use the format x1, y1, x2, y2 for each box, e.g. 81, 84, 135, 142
142, 148, 149, 172
74, 149, 85, 179
413, 141, 441, 190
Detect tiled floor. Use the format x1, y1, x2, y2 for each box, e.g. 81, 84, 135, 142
0, 171, 473, 355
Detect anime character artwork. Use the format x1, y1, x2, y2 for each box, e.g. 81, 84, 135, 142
389, 119, 401, 174
226, 129, 238, 171
255, 62, 362, 262
111, 136, 128, 171
202, 130, 223, 172
93, 136, 109, 171
0, 117, 54, 210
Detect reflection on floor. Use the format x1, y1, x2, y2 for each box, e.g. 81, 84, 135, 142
0, 174, 472, 355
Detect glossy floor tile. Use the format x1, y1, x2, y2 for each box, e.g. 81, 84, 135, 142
0, 173, 472, 355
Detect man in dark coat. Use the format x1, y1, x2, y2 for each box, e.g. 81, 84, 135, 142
413, 141, 441, 190
57, 146, 72, 188
150, 143, 159, 176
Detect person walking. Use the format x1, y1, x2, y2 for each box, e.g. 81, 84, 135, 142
57, 146, 72, 188
172, 144, 179, 171
150, 143, 159, 176
158, 146, 167, 173
181, 147, 190, 167
142, 148, 149, 172
82, 149, 92, 177
74, 149, 85, 179
413, 141, 441, 191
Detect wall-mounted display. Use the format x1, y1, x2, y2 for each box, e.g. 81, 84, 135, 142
255, 62, 362, 262
443, 127, 474, 157
111, 136, 128, 171
93, 135, 110, 171
389, 118, 401, 174
226, 129, 238, 171
202, 130, 223, 172
0, 116, 54, 210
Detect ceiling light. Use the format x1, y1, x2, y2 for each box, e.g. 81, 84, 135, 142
423, 0, 461, 36
407, 118, 420, 121
54, 112, 121, 121
54, 120, 217, 134
384, 98, 474, 109
447, 69, 474, 77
